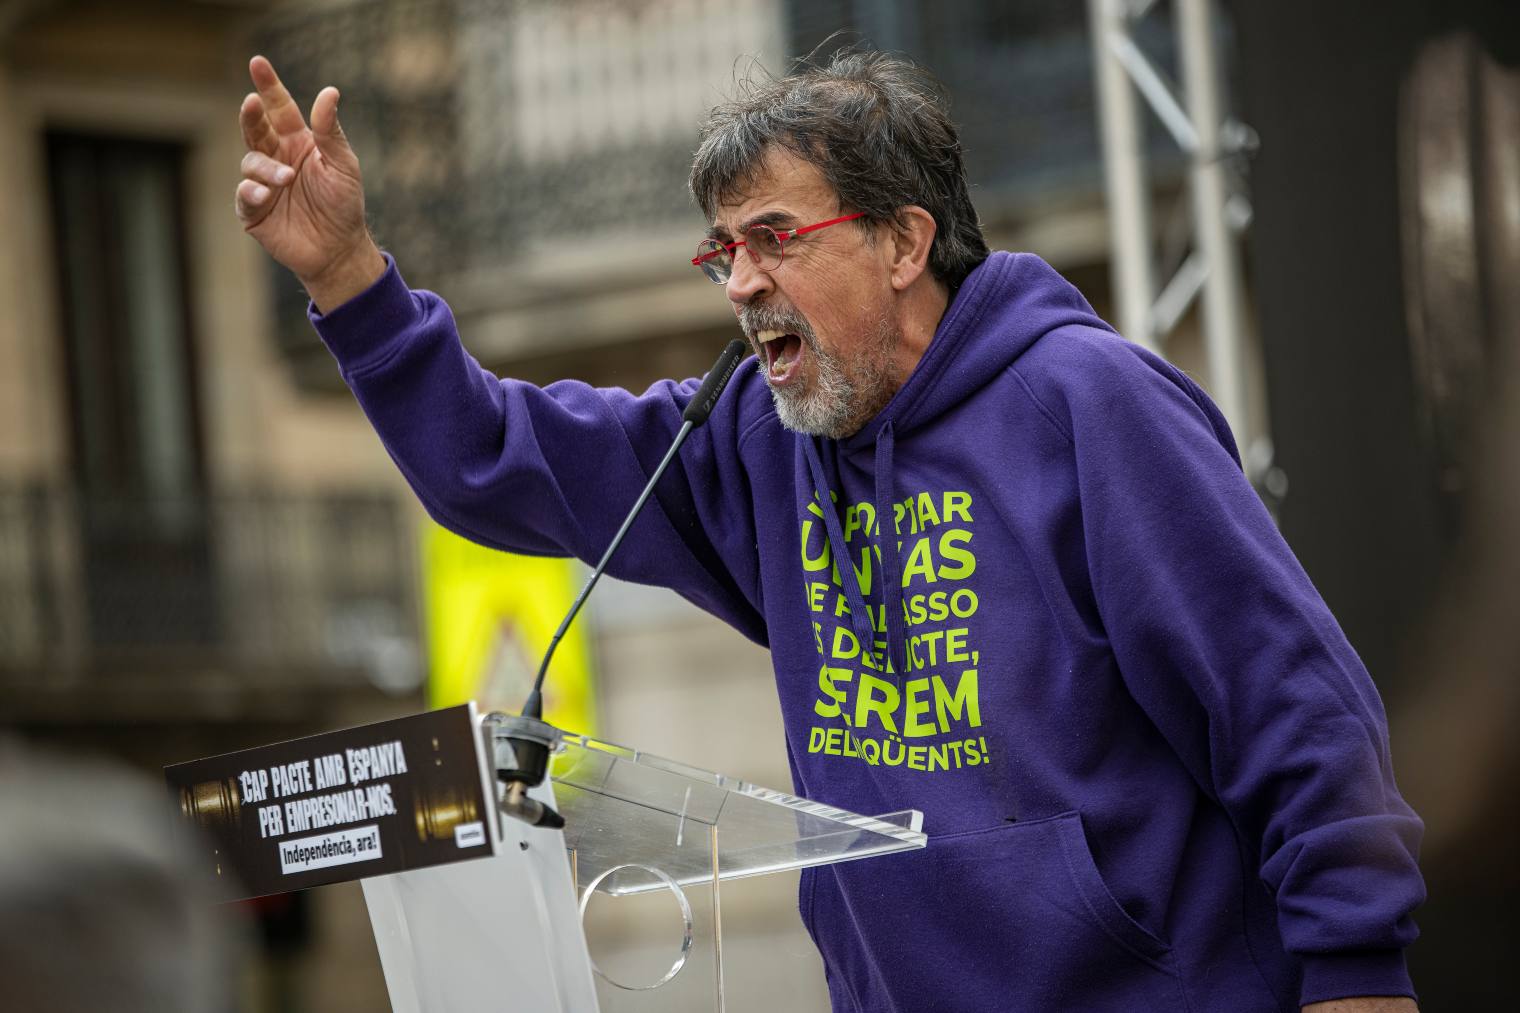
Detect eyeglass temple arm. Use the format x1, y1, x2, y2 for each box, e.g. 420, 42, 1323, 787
691, 213, 862, 264
791, 212, 866, 237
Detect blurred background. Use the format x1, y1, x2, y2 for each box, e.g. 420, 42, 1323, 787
0, 0, 1515, 1009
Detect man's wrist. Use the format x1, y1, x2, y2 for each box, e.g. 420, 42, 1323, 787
302, 238, 386, 314
1302, 999, 1418, 1013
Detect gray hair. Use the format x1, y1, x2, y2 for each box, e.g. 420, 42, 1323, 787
0, 742, 247, 1012
690, 49, 990, 290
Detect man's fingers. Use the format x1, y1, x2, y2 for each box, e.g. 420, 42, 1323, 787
240, 93, 279, 157
249, 55, 309, 139
240, 150, 295, 188
234, 178, 275, 228
309, 86, 355, 170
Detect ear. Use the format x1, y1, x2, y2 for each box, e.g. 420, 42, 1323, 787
888, 206, 937, 291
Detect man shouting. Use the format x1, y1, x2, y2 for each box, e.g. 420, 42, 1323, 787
236, 50, 1423, 1013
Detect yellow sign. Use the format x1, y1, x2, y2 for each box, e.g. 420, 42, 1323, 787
421, 523, 596, 735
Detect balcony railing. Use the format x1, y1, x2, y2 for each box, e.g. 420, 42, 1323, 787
0, 483, 422, 693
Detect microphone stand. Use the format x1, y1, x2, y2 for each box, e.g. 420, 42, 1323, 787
489, 339, 748, 828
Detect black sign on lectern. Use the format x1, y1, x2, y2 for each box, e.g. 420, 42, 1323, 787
166, 703, 498, 900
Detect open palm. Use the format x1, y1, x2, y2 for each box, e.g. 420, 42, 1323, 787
235, 56, 370, 283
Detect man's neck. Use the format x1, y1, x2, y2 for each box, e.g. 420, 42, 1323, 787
891, 276, 952, 388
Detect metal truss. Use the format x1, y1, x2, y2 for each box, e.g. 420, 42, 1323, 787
1087, 0, 1260, 450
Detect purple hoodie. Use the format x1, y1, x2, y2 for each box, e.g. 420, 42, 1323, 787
313, 251, 1423, 1011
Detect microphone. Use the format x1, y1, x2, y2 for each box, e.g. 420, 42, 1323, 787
682, 337, 746, 425
492, 339, 748, 827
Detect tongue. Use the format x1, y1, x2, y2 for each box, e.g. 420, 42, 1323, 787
769, 334, 802, 377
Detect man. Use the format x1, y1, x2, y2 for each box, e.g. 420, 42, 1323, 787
235, 50, 1423, 1012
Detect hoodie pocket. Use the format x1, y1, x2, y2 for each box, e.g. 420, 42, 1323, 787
1046, 810, 1172, 964
799, 810, 1186, 1013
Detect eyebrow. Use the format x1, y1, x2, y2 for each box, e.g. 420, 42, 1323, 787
706, 209, 800, 242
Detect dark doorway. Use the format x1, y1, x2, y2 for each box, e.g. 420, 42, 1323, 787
46, 132, 216, 652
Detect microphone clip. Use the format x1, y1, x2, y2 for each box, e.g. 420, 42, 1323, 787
484, 711, 565, 829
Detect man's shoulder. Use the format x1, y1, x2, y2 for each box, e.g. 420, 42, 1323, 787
1006, 322, 1150, 408
1006, 323, 1220, 441
1011, 321, 1157, 388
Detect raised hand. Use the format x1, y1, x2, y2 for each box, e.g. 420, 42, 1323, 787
235, 55, 384, 312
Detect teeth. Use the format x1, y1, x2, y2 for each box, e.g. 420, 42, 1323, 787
753, 328, 797, 379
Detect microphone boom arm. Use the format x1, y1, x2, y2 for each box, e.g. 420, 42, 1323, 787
492, 339, 747, 829
523, 418, 696, 719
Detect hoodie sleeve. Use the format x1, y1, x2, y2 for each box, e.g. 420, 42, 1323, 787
308, 255, 767, 643
1036, 327, 1424, 1005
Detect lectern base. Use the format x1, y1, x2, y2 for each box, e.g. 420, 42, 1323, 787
363, 779, 598, 1012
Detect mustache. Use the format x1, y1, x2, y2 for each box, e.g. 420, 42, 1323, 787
738, 302, 814, 343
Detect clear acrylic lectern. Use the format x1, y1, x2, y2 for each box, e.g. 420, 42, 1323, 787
363, 722, 926, 1012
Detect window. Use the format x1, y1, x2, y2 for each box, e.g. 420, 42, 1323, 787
46, 132, 214, 649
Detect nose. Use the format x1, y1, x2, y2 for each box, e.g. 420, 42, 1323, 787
725, 249, 774, 309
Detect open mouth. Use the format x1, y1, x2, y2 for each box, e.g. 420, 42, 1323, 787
756, 328, 804, 385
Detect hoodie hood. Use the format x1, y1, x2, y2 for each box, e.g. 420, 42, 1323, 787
837, 251, 1116, 453
803, 252, 1116, 680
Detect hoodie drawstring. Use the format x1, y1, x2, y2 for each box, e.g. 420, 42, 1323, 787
802, 424, 907, 683
872, 422, 907, 680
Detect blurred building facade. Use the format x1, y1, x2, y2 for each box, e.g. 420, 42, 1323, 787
0, 0, 427, 725
0, 1, 1274, 1011
0, 1, 427, 1007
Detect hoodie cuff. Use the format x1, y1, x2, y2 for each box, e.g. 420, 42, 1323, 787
308, 252, 422, 375
1299, 950, 1415, 1006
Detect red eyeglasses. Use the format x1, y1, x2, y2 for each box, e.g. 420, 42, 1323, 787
692, 213, 866, 283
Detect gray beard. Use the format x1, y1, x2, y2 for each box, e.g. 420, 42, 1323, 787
768, 315, 901, 440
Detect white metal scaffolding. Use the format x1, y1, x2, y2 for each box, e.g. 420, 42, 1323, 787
1087, 0, 1260, 451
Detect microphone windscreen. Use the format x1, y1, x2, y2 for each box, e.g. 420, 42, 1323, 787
682, 339, 748, 426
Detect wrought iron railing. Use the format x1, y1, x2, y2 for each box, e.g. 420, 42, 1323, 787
0, 483, 422, 689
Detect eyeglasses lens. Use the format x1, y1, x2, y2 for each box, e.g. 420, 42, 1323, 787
696, 239, 732, 284
694, 226, 785, 284
746, 225, 784, 269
